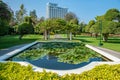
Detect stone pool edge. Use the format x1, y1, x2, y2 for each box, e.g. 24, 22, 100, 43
0, 41, 38, 61
86, 44, 120, 62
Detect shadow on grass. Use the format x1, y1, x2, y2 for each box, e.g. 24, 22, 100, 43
103, 38, 120, 44
75, 35, 91, 38
106, 41, 120, 44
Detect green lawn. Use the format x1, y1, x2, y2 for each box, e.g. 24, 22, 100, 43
0, 34, 42, 49
74, 35, 120, 52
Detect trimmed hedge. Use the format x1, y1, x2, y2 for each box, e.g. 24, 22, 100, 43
0, 62, 120, 80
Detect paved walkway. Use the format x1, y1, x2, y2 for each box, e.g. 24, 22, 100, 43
0, 44, 28, 56
54, 34, 62, 39
86, 44, 120, 61
95, 46, 120, 59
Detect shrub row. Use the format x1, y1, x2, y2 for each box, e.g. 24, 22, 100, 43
0, 62, 120, 80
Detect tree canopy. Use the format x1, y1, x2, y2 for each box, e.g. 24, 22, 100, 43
64, 12, 77, 22
0, 0, 12, 36
18, 16, 34, 40
85, 8, 120, 41
15, 4, 26, 23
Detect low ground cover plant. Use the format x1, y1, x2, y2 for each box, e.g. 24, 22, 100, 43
0, 62, 120, 80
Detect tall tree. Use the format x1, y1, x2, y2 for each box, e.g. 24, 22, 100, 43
79, 22, 87, 33
85, 20, 95, 36
38, 16, 45, 23
89, 8, 120, 42
65, 19, 79, 40
102, 21, 117, 41
35, 18, 66, 40
104, 8, 120, 21
70, 18, 79, 36
64, 12, 77, 22
29, 9, 37, 25
15, 4, 26, 23
34, 17, 45, 34
53, 18, 66, 33
64, 12, 79, 40
89, 22, 99, 38
0, 0, 12, 36
37, 19, 54, 40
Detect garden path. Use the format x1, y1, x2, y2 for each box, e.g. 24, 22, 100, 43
54, 34, 62, 39
95, 46, 120, 59
0, 44, 28, 56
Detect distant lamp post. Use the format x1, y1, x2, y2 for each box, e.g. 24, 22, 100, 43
99, 20, 103, 46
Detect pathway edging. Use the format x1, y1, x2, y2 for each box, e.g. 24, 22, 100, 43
86, 44, 120, 61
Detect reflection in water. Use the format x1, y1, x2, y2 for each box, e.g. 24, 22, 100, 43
12, 55, 102, 70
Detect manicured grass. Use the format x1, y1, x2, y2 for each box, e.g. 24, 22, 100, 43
0, 34, 42, 49
74, 35, 120, 52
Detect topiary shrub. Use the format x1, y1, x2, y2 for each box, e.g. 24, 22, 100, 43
18, 22, 34, 40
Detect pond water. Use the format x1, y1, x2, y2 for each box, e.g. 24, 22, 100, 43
8, 42, 105, 70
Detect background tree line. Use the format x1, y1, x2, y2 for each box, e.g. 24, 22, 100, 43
0, 0, 120, 41
0, 1, 85, 40
85, 8, 120, 42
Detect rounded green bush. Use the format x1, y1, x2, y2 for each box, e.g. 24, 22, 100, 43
18, 22, 34, 34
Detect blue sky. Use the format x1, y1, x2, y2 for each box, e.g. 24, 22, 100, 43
3, 0, 120, 23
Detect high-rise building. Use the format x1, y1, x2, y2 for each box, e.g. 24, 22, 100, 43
46, 2, 68, 19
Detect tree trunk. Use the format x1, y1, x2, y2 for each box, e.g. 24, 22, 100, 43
102, 33, 109, 42
90, 33, 92, 37
73, 33, 76, 37
47, 30, 50, 40
67, 31, 69, 40
95, 33, 98, 38
44, 29, 47, 40
19, 34, 24, 40
69, 32, 72, 40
